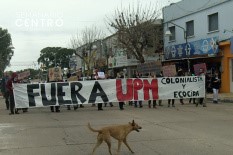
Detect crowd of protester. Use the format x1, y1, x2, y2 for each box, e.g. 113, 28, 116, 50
0, 67, 221, 114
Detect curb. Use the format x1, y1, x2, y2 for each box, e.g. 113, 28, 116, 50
206, 98, 233, 103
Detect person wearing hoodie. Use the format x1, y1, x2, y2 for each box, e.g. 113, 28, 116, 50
1, 72, 10, 110
6, 72, 19, 115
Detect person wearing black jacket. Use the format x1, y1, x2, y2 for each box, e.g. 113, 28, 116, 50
211, 71, 221, 104
6, 72, 19, 115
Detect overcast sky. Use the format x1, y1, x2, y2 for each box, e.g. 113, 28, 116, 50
0, 0, 180, 71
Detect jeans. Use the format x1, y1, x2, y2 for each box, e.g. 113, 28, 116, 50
213, 88, 219, 101
134, 101, 142, 107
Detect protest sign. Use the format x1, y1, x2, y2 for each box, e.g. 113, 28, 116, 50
14, 76, 205, 108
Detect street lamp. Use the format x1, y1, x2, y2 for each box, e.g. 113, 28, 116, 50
165, 21, 190, 74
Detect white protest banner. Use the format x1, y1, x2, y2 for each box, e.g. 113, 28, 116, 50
14, 76, 205, 108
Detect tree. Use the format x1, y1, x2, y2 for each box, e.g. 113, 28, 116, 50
37, 47, 75, 70
0, 27, 14, 77
70, 25, 104, 76
107, 2, 162, 63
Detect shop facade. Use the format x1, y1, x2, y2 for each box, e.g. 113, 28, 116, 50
219, 40, 233, 93
163, 0, 233, 93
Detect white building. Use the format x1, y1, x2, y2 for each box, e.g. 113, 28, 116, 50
163, 0, 233, 93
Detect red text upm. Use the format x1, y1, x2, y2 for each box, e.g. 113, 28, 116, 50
116, 78, 158, 101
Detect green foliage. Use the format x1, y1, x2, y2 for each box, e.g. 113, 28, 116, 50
0, 27, 14, 75
37, 47, 75, 69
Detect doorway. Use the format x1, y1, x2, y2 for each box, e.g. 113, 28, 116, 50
230, 59, 233, 92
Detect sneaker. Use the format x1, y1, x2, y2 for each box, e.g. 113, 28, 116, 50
98, 108, 103, 111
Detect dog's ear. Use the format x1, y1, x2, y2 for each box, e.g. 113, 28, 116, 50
132, 120, 135, 126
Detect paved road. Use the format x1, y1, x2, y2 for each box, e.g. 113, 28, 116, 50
0, 97, 233, 155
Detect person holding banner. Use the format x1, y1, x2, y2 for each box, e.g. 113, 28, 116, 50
48, 82, 61, 113
104, 72, 114, 107
168, 99, 175, 107
177, 67, 185, 105
94, 72, 103, 111
148, 73, 157, 109
1, 72, 10, 110
156, 71, 163, 107
196, 68, 207, 107
133, 71, 143, 108
6, 72, 19, 115
118, 73, 125, 110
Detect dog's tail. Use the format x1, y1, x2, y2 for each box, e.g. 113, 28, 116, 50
88, 123, 101, 133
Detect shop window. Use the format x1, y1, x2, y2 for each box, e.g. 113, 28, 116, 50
186, 20, 194, 37
208, 13, 218, 32
169, 26, 175, 41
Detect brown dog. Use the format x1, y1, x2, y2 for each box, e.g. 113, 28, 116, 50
88, 120, 142, 155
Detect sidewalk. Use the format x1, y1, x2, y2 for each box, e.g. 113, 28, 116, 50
206, 93, 233, 103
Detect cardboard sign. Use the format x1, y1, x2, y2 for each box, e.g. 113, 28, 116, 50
137, 61, 162, 74
193, 63, 207, 75
48, 67, 62, 81
67, 76, 78, 82
162, 65, 177, 77
18, 70, 30, 80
